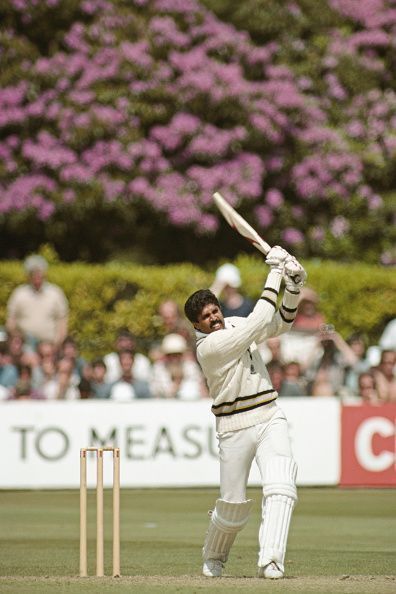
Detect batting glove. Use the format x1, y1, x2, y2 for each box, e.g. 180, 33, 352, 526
265, 245, 289, 273
284, 257, 307, 290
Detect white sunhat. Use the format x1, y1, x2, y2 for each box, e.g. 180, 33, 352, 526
215, 263, 241, 288
111, 382, 136, 401
161, 333, 187, 355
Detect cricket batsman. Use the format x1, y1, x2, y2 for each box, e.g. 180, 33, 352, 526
184, 246, 307, 579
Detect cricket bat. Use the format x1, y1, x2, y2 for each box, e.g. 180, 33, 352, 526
213, 191, 302, 282
213, 191, 271, 255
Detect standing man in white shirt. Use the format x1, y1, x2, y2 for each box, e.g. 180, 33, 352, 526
184, 247, 307, 580
6, 254, 69, 351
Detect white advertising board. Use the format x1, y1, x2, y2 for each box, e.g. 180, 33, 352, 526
0, 398, 340, 489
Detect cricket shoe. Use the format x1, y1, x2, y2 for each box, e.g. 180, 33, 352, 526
202, 559, 224, 577
258, 562, 284, 579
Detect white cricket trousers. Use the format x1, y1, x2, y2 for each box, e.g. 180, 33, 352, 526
218, 407, 293, 501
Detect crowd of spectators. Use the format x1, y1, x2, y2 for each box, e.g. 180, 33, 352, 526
0, 256, 395, 404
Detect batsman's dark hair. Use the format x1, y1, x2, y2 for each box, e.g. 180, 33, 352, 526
184, 289, 220, 324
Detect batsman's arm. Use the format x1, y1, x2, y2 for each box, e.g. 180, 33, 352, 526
200, 270, 282, 366
255, 287, 300, 343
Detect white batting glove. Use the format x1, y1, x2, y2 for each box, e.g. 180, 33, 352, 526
265, 245, 289, 273
284, 256, 307, 290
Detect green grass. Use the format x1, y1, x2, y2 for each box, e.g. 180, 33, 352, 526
0, 488, 395, 593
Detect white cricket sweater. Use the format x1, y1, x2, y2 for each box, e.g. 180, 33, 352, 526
195, 270, 300, 433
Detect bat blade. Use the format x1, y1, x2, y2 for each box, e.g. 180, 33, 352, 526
213, 191, 271, 256
213, 191, 302, 284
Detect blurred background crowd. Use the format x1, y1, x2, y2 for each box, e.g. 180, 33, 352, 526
1, 255, 394, 404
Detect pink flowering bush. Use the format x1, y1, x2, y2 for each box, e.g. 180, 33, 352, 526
0, 0, 395, 263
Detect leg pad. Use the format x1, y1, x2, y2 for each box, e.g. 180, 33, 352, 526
203, 499, 253, 563
259, 456, 298, 571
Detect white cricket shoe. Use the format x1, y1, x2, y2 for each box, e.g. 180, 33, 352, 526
258, 562, 284, 579
202, 559, 224, 577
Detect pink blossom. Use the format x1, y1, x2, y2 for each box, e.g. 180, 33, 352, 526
63, 189, 76, 203
121, 41, 153, 68
282, 228, 304, 245
330, 216, 350, 238
0, 0, 393, 259
150, 17, 190, 48
367, 194, 383, 209
60, 164, 93, 183
255, 205, 274, 228
291, 206, 304, 219
101, 177, 126, 201
197, 214, 219, 233
265, 189, 284, 208
311, 226, 325, 242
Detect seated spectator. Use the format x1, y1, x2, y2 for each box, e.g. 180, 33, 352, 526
365, 319, 396, 368
10, 378, 35, 400
8, 364, 43, 400
59, 335, 88, 380
306, 326, 358, 397
371, 350, 396, 402
6, 329, 27, 367
280, 287, 327, 370
78, 378, 93, 399
32, 356, 57, 397
293, 287, 326, 332
309, 368, 334, 397
110, 349, 152, 400
0, 342, 19, 398
104, 328, 151, 383
259, 336, 284, 365
357, 371, 380, 404
41, 357, 80, 400
151, 334, 207, 400
379, 319, 396, 351
210, 263, 254, 318
6, 254, 69, 350
152, 299, 196, 355
31, 340, 57, 390
279, 361, 306, 397
147, 339, 164, 364
90, 358, 112, 399
266, 360, 284, 394
342, 333, 371, 395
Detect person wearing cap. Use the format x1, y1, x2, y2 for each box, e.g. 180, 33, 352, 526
6, 255, 69, 350
150, 333, 207, 400
184, 246, 307, 580
210, 263, 254, 318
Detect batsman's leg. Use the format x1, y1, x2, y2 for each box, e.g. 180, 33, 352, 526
203, 427, 255, 577
202, 499, 253, 577
255, 414, 297, 579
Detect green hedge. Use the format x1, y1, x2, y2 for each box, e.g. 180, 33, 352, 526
0, 255, 394, 359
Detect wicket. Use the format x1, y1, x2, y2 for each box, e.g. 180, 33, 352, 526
79, 447, 120, 577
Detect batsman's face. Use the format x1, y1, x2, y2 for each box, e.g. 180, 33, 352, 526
194, 303, 225, 334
